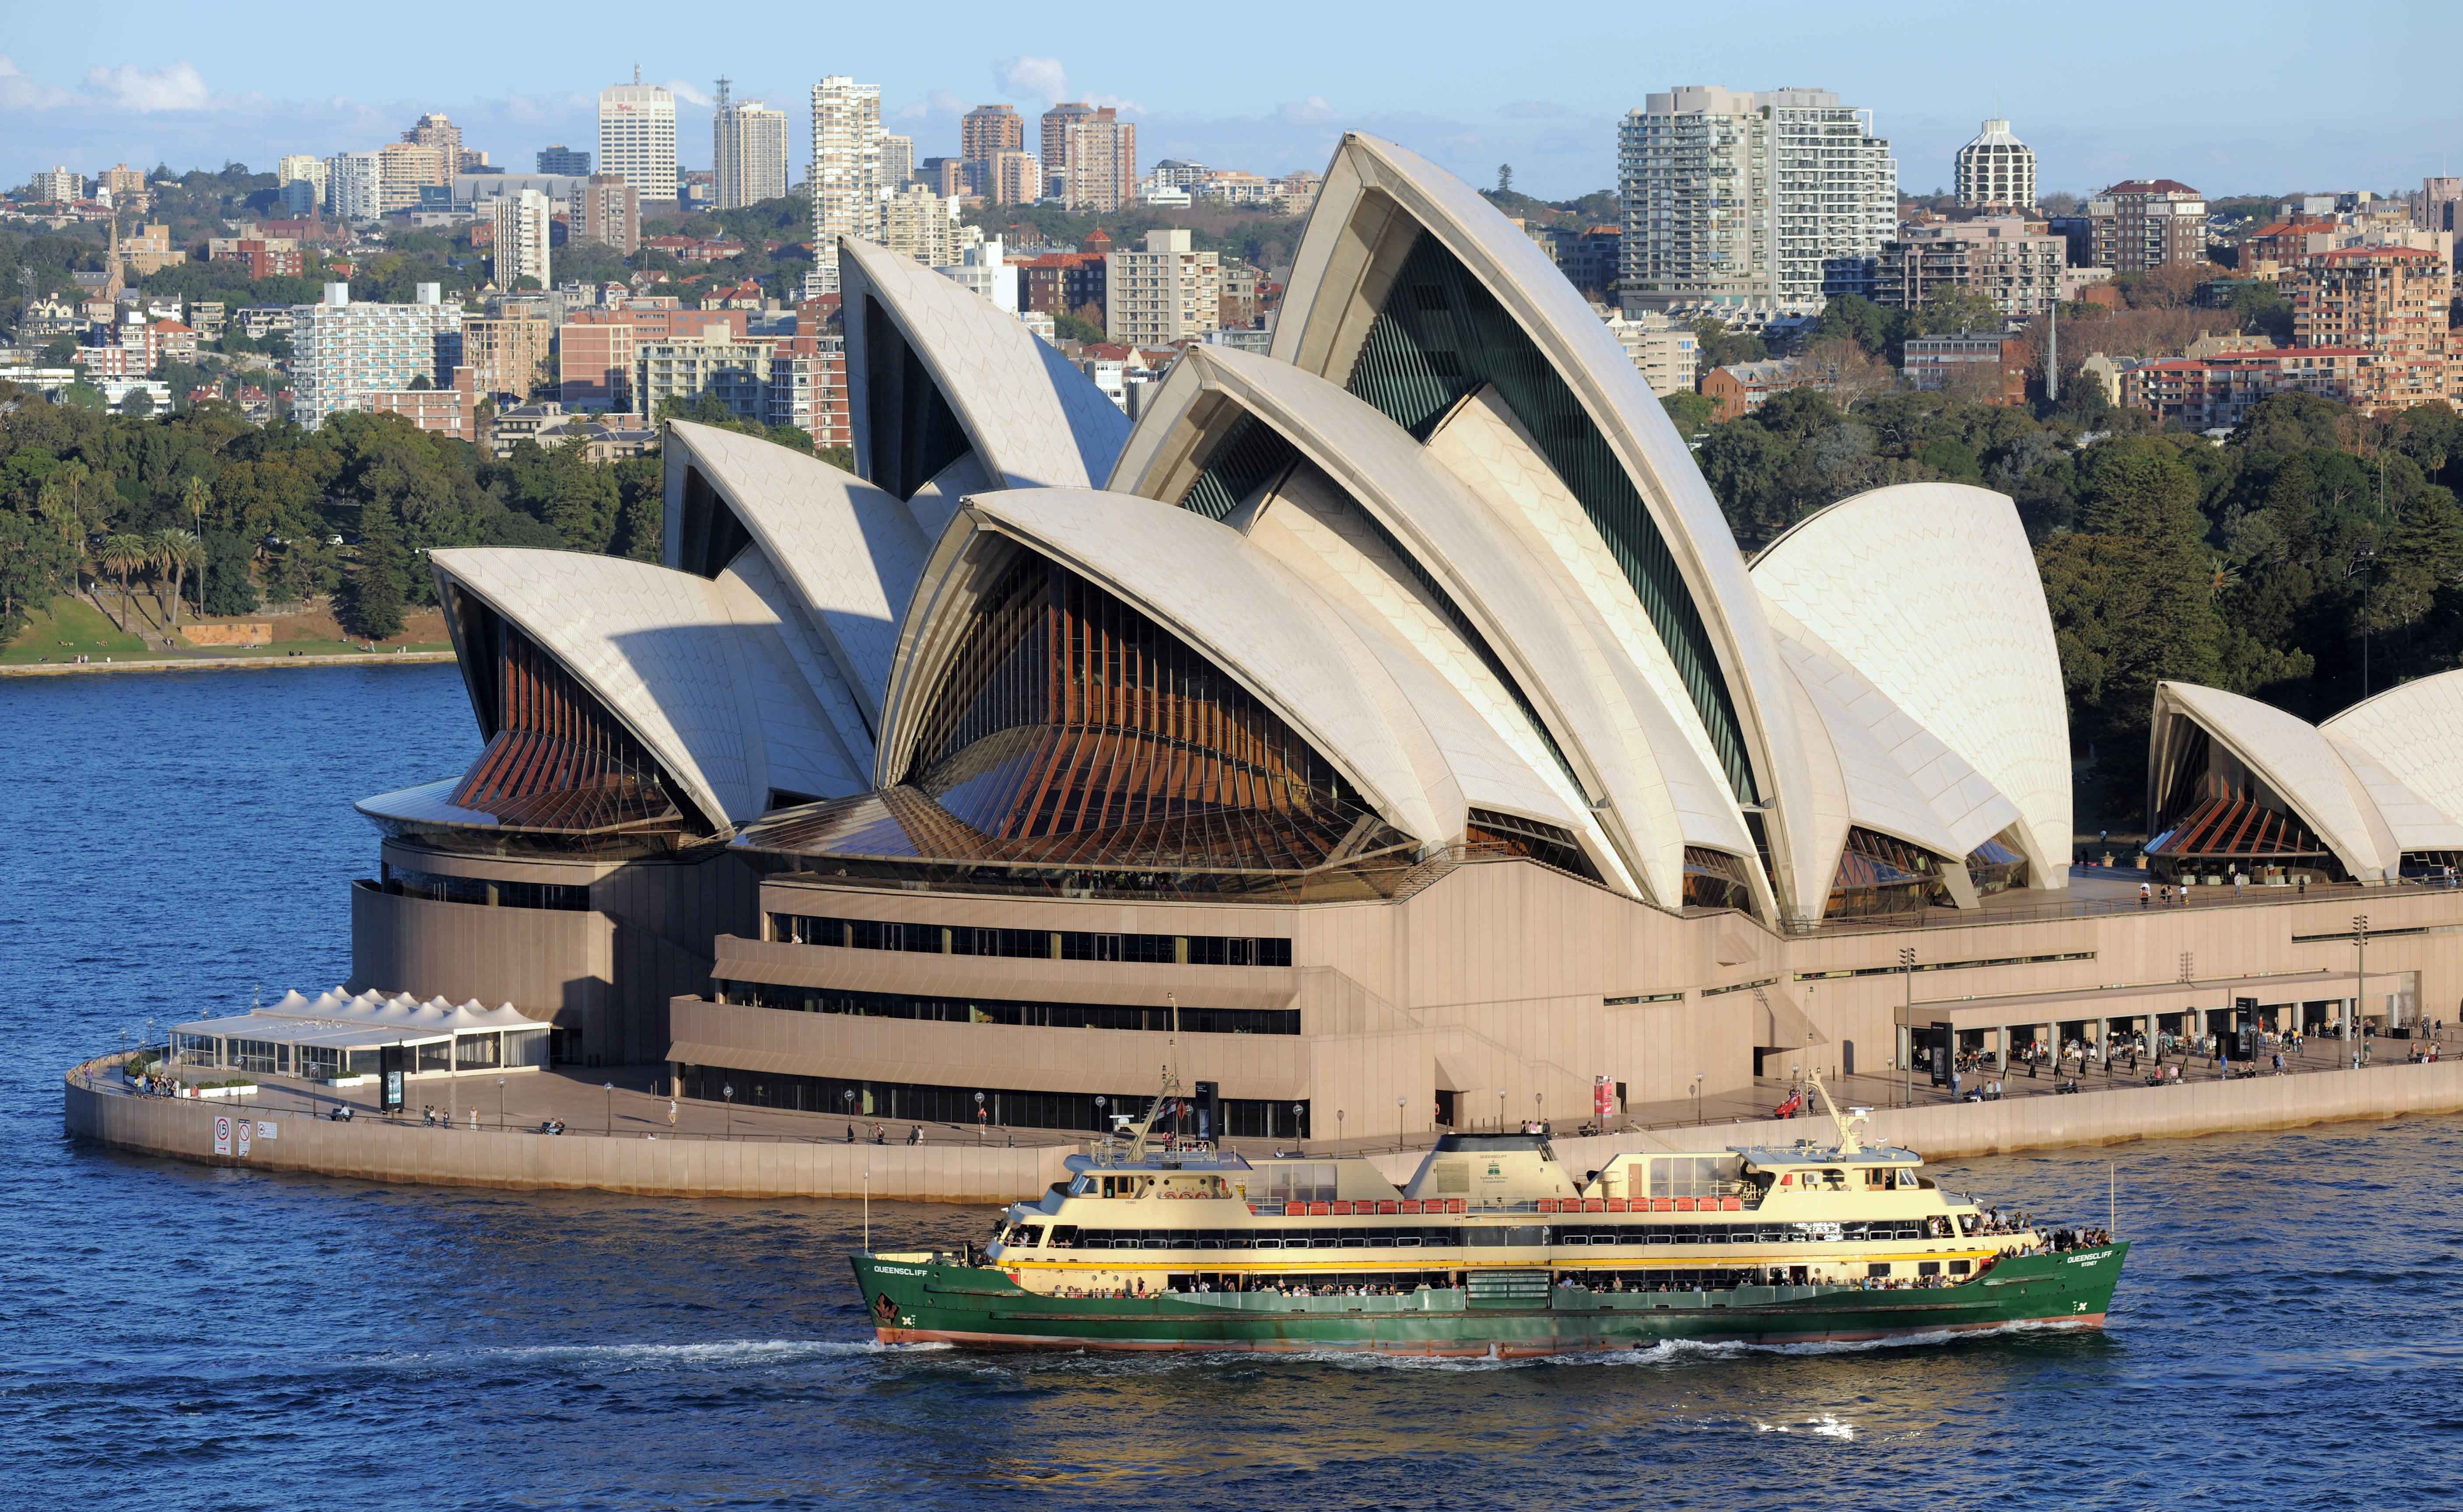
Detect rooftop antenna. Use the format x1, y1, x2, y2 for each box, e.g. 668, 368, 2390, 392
632, 63, 642, 85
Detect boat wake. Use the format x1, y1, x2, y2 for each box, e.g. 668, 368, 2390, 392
361, 1338, 951, 1373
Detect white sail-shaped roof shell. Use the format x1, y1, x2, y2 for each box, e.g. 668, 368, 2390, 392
1260, 131, 1824, 918
2151, 682, 2395, 881
2320, 670, 2463, 853
1752, 483, 2071, 885
1109, 343, 1744, 906
839, 237, 1127, 492
431, 547, 856, 832
881, 487, 1491, 848
663, 419, 928, 736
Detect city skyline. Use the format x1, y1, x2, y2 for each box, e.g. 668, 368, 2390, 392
2, 1, 2456, 202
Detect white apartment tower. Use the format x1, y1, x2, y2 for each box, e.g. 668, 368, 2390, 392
713, 80, 791, 210
491, 189, 553, 290
599, 73, 679, 204
276, 154, 328, 202
1617, 85, 1897, 312
1106, 228, 1220, 346
1955, 119, 2037, 211
810, 75, 885, 293
326, 151, 386, 220
288, 282, 464, 428
30, 166, 81, 203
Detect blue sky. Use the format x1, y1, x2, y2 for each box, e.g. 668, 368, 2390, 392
1, 0, 2453, 201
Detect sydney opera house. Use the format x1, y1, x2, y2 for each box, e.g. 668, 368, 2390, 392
352, 135, 2463, 1137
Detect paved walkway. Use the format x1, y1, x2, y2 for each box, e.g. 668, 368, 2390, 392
1, 650, 454, 677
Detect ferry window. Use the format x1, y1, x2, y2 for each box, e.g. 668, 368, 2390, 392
1867, 1263, 1891, 1278
1025, 1226, 1046, 1247
1949, 1260, 1971, 1275
1917, 1261, 1942, 1277
1648, 1155, 1742, 1199
1266, 1162, 1336, 1204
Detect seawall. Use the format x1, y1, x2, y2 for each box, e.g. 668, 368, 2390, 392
1375, 1058, 2463, 1185
62, 1057, 1068, 1204
65, 1054, 2463, 1204
2, 651, 454, 678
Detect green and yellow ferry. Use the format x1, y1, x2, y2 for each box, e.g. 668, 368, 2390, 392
853, 1072, 2126, 1356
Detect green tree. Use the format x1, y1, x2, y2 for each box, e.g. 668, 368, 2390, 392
344, 497, 408, 640
200, 528, 261, 616
96, 532, 148, 631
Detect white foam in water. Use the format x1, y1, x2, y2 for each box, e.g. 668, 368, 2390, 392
366, 1338, 951, 1372
1754, 1415, 1855, 1439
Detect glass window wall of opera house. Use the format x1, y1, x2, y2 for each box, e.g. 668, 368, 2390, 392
341, 132, 2463, 1137
169, 991, 549, 1082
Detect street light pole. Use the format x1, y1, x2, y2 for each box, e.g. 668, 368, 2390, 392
1396, 1095, 1406, 1153
1900, 947, 1917, 1107
497, 1076, 506, 1130
2352, 914, 2368, 1067
1692, 1073, 1702, 1126
724, 1083, 735, 1138
603, 1081, 614, 1136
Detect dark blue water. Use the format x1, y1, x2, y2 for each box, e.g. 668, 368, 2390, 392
7, 667, 2461, 1510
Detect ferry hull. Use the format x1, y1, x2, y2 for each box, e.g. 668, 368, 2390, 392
853, 1243, 2127, 1357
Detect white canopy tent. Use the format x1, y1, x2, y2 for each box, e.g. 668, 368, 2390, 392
170, 988, 551, 1081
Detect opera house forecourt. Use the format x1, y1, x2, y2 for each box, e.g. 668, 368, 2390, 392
347, 134, 2463, 1145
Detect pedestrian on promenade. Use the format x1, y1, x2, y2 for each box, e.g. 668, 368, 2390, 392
668, 1099, 678, 1129
2140, 882, 2151, 907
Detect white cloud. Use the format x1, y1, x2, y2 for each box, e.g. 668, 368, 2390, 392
0, 55, 73, 110
664, 79, 712, 108
1277, 96, 1335, 124
1084, 92, 1143, 115
994, 55, 1068, 105
84, 61, 209, 113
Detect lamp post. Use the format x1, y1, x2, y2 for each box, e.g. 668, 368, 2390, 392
1899, 947, 1917, 1107
975, 1091, 986, 1143
2352, 914, 2368, 1066
603, 1081, 614, 1137
1691, 1073, 1703, 1127
1532, 1092, 1542, 1132
725, 1082, 736, 1138
1094, 1095, 1106, 1139
497, 1076, 506, 1130
1396, 1095, 1406, 1153
1336, 1108, 1344, 1149
1291, 1101, 1303, 1146
1496, 1089, 1505, 1131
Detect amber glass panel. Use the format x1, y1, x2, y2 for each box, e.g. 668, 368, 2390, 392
449, 618, 683, 832
896, 556, 1391, 872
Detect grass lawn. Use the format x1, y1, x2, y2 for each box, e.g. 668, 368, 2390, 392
4, 595, 451, 665
0, 595, 149, 665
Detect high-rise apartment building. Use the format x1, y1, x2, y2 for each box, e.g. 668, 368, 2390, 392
2084, 180, 2206, 272
378, 142, 451, 213
962, 103, 1025, 196
30, 166, 81, 203
877, 185, 961, 268
462, 313, 554, 402
288, 282, 465, 428
989, 150, 1039, 207
404, 113, 464, 172
712, 82, 791, 209
98, 163, 146, 202
1617, 85, 1897, 312
1874, 217, 2065, 315
2289, 244, 2453, 412
635, 333, 778, 424
1058, 107, 1136, 212
599, 76, 679, 204
2418, 176, 2463, 234
576, 175, 642, 255
1106, 228, 1218, 346
491, 189, 553, 290
1954, 119, 2035, 211
1039, 102, 1097, 200
537, 145, 591, 176
810, 75, 885, 293
881, 135, 915, 196
276, 154, 327, 203
558, 318, 638, 411
327, 151, 386, 220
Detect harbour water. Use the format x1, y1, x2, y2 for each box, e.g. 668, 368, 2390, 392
6, 667, 2460, 1509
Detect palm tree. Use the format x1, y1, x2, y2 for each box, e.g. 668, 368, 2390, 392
97, 533, 147, 632
144, 529, 182, 630
159, 528, 203, 629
